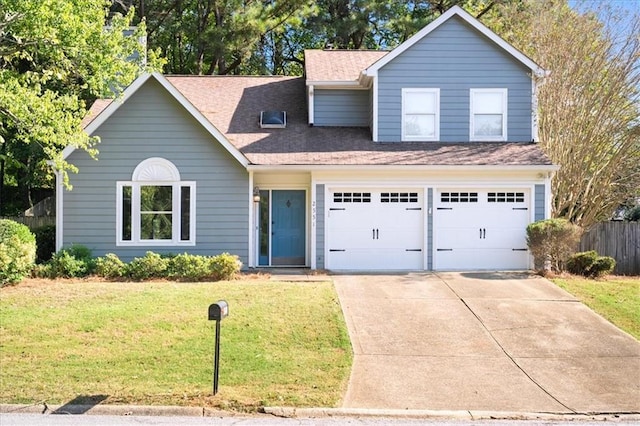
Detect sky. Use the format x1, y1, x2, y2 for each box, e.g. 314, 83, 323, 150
569, 0, 639, 39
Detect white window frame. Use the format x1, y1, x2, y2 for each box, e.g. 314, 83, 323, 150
401, 88, 440, 141
116, 158, 196, 246
470, 88, 508, 141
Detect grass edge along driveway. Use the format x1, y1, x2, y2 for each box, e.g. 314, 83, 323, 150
0, 279, 352, 411
552, 275, 640, 340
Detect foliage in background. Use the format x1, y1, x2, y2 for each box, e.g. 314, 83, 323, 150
0, 219, 36, 286
32, 225, 56, 263
567, 250, 616, 278
109, 0, 500, 75
526, 218, 582, 272
0, 0, 163, 214
485, 0, 640, 227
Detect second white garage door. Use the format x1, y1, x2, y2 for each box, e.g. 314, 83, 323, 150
434, 189, 531, 270
327, 189, 424, 270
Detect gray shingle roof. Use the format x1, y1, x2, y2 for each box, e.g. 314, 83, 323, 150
85, 74, 552, 167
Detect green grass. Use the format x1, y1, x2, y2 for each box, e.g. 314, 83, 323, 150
0, 279, 352, 410
552, 276, 640, 339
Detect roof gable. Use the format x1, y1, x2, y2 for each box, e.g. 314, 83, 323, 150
63, 72, 249, 167
364, 5, 545, 78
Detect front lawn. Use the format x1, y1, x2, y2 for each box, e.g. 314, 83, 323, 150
0, 279, 352, 411
552, 276, 640, 340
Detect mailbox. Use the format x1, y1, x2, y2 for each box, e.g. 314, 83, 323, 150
208, 301, 229, 321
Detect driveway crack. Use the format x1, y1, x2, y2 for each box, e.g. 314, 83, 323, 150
435, 273, 578, 414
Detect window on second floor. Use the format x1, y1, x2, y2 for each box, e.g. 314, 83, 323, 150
402, 88, 440, 141
470, 88, 507, 141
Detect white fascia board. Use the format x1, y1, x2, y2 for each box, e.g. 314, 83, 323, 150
248, 164, 560, 173
63, 72, 250, 168
305, 80, 365, 89
364, 5, 546, 78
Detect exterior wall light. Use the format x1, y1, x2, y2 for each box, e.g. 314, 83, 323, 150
253, 186, 261, 203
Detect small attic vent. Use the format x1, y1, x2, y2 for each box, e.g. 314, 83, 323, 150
260, 110, 286, 128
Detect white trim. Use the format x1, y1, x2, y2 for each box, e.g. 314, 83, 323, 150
116, 158, 196, 246
305, 80, 363, 88
531, 79, 539, 142
363, 6, 545, 78
372, 78, 379, 141
401, 88, 440, 142
308, 85, 314, 125
64, 72, 249, 168
470, 88, 508, 142
55, 169, 63, 252
249, 171, 255, 268
248, 164, 559, 172
310, 178, 317, 269
132, 157, 181, 181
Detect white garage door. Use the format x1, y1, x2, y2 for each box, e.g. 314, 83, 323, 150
327, 189, 424, 270
434, 189, 531, 270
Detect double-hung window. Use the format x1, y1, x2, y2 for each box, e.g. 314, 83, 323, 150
117, 157, 195, 246
470, 88, 507, 141
402, 88, 439, 141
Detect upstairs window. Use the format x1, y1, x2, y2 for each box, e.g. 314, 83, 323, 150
117, 158, 195, 246
470, 89, 507, 141
402, 88, 439, 141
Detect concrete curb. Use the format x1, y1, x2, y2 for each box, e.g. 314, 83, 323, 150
0, 403, 232, 417
262, 406, 640, 422
2, 403, 639, 422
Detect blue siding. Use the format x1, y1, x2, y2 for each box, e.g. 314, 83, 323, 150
316, 184, 325, 269
535, 184, 545, 221
64, 78, 249, 263
377, 16, 532, 142
314, 89, 369, 127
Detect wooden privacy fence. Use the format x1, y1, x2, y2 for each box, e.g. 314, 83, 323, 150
580, 222, 640, 275
0, 216, 55, 229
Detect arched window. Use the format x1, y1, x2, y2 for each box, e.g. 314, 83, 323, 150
117, 158, 195, 245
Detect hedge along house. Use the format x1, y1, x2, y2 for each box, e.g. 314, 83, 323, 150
57, 6, 558, 271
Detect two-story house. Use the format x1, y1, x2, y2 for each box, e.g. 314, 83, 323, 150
58, 6, 557, 271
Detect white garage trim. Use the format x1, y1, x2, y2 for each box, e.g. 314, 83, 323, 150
325, 187, 425, 270
433, 187, 533, 271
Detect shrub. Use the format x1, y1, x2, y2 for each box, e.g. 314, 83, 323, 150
47, 245, 95, 278
625, 206, 640, 221
168, 253, 212, 281
0, 219, 36, 286
95, 253, 127, 279
210, 252, 242, 281
592, 256, 616, 277
567, 250, 616, 278
32, 225, 56, 263
126, 251, 168, 281
526, 218, 582, 272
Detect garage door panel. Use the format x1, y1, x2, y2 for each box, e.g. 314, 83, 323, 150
434, 188, 531, 271
327, 189, 424, 270
436, 248, 530, 270
330, 248, 423, 270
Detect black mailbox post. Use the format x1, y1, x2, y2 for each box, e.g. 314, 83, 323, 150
208, 301, 228, 395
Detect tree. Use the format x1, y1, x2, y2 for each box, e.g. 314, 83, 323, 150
0, 0, 159, 214
115, 0, 316, 75
484, 0, 640, 227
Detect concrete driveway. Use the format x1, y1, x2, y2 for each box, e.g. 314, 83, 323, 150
333, 272, 640, 414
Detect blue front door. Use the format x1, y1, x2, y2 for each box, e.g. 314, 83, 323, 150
271, 190, 306, 266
